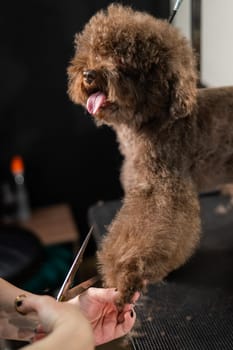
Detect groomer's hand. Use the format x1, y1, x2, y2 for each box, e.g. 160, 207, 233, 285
15, 294, 94, 350
69, 287, 139, 346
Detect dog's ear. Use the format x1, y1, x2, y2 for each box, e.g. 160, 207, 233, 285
169, 62, 197, 119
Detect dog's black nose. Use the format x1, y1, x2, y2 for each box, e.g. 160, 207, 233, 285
83, 70, 97, 84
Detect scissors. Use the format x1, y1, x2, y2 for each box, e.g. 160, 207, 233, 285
56, 226, 99, 302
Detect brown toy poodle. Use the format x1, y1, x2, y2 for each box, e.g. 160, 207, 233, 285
68, 4, 233, 305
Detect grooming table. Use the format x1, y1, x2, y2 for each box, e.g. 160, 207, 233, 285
88, 193, 233, 349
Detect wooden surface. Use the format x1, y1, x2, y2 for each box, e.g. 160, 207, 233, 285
21, 204, 78, 245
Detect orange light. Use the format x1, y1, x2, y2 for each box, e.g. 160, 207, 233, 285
10, 156, 25, 174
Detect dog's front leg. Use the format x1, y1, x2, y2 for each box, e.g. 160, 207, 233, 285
97, 178, 201, 305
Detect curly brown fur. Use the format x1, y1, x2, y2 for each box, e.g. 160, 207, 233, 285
68, 4, 233, 305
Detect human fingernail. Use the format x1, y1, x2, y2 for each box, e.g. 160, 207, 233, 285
14, 294, 27, 314
16, 300, 23, 307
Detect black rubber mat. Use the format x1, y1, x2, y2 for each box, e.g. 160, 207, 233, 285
131, 284, 233, 350
88, 193, 233, 349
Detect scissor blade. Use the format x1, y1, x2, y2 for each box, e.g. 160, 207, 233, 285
56, 226, 94, 301
61, 275, 99, 301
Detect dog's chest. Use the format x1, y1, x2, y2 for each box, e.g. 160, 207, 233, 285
116, 126, 141, 159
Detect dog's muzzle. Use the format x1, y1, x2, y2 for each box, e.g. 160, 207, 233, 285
83, 69, 97, 85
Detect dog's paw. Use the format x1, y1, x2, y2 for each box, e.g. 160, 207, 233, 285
116, 273, 145, 307
98, 252, 147, 306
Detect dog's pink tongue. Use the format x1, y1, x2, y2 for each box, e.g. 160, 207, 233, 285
87, 92, 106, 115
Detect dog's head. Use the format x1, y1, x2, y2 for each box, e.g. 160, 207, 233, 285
68, 4, 197, 129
